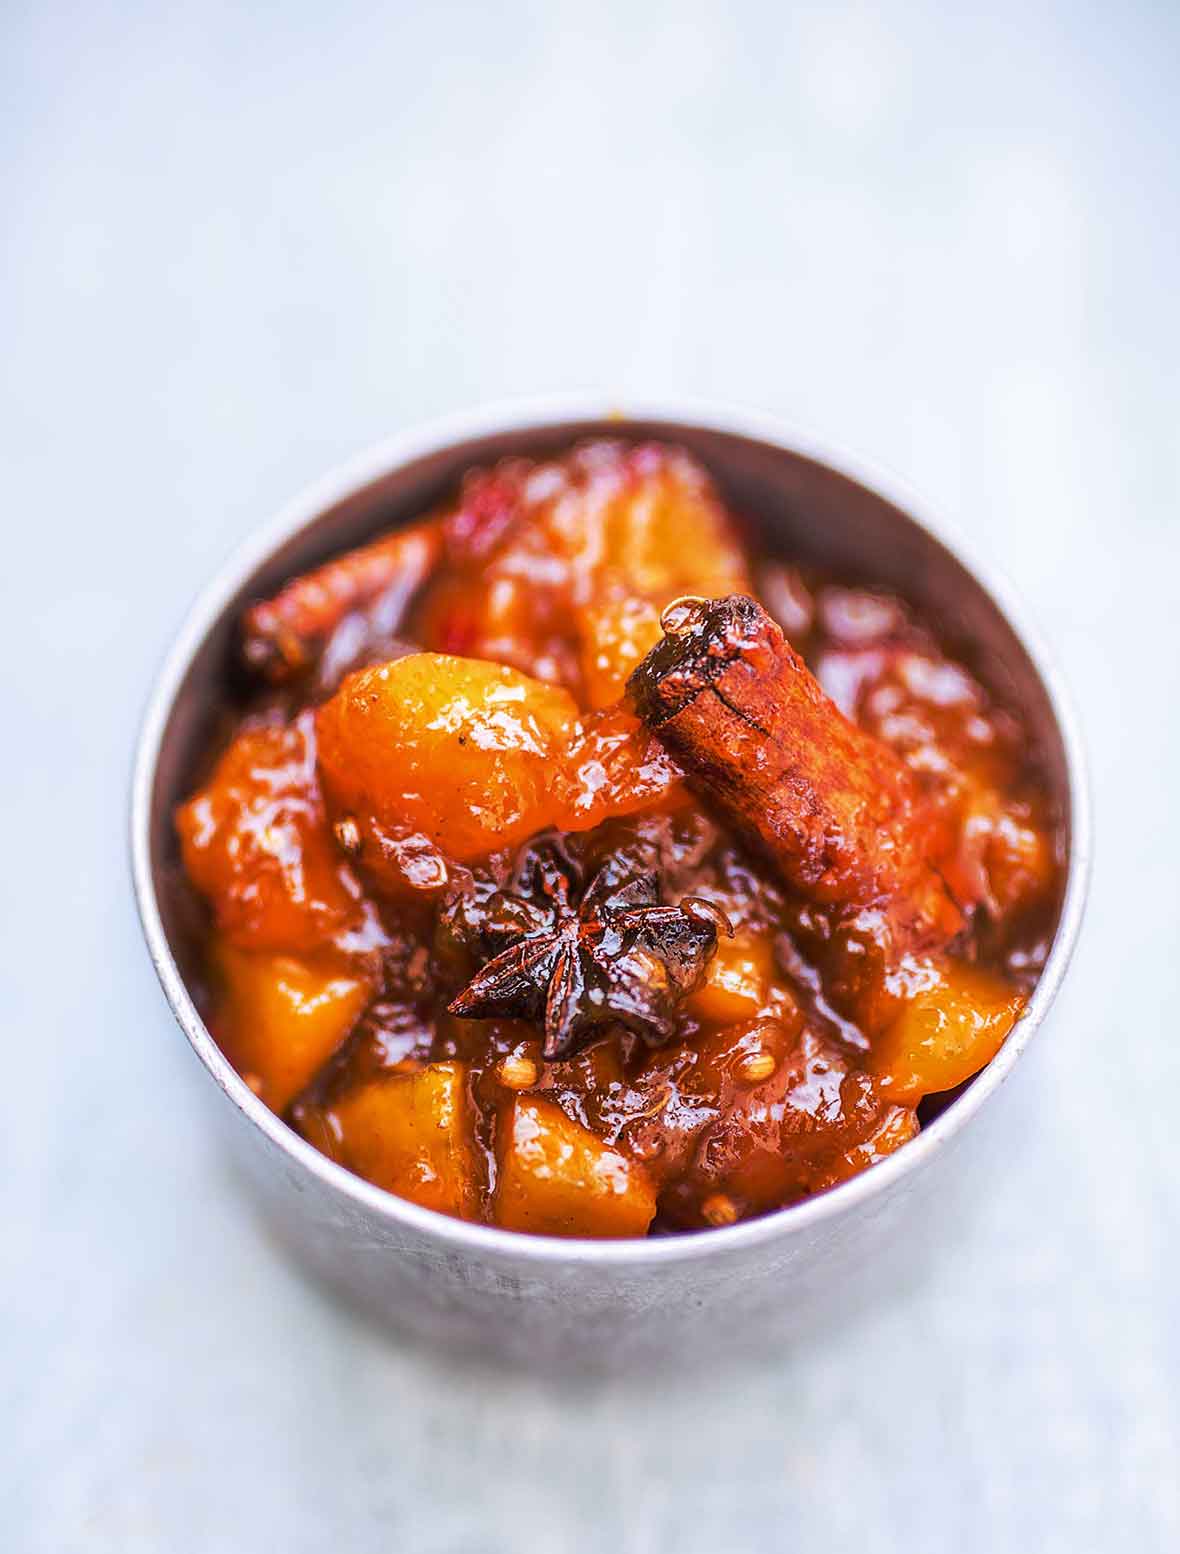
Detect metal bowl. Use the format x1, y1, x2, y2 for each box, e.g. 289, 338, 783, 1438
130, 400, 1091, 1369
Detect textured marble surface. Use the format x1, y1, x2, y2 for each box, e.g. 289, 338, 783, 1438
3, 2, 1177, 1549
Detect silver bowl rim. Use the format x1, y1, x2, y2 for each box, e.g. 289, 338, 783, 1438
130, 395, 1092, 1266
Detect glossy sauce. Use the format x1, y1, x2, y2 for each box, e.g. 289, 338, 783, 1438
176, 443, 1063, 1237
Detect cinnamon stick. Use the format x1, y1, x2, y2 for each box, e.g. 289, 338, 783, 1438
241, 520, 441, 683
628, 595, 961, 954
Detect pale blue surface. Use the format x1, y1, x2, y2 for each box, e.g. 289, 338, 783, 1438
3, 3, 1177, 1549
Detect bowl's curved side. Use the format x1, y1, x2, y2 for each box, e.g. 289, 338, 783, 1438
130, 399, 1090, 1360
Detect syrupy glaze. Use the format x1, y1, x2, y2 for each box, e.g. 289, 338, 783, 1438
175, 442, 1063, 1237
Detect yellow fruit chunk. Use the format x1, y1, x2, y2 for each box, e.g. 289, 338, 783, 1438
304, 1062, 479, 1220
577, 592, 663, 710
213, 943, 370, 1111
977, 802, 1057, 919
494, 1097, 657, 1238
314, 653, 579, 889
873, 960, 1025, 1104
689, 932, 774, 1023
593, 450, 751, 604
176, 714, 359, 952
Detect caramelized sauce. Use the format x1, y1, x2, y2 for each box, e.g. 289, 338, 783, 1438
176, 443, 1063, 1237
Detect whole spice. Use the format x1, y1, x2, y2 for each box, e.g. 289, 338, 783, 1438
242, 521, 441, 683
628, 594, 962, 956
448, 853, 731, 1061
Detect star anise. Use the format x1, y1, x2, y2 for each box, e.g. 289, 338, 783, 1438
447, 849, 731, 1061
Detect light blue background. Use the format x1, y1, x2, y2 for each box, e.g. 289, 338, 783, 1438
4, 3, 1176, 1549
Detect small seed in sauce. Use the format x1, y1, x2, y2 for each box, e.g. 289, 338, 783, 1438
498, 1053, 539, 1091
334, 816, 361, 855
701, 1193, 740, 1227
738, 1049, 777, 1085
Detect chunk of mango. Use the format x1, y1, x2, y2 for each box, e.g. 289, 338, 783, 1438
314, 653, 578, 889
213, 943, 370, 1111
304, 1061, 479, 1220
688, 931, 775, 1023
176, 714, 358, 951
872, 960, 1025, 1104
577, 592, 663, 710
494, 1097, 656, 1238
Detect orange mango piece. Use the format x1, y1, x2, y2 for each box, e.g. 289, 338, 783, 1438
314, 653, 579, 890
176, 714, 359, 952
553, 706, 687, 831
301, 1062, 479, 1220
592, 448, 751, 605
689, 930, 775, 1023
577, 592, 664, 710
494, 1097, 657, 1238
872, 960, 1025, 1104
213, 943, 371, 1111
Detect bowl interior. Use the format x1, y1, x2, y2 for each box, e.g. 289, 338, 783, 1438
143, 412, 1077, 1147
